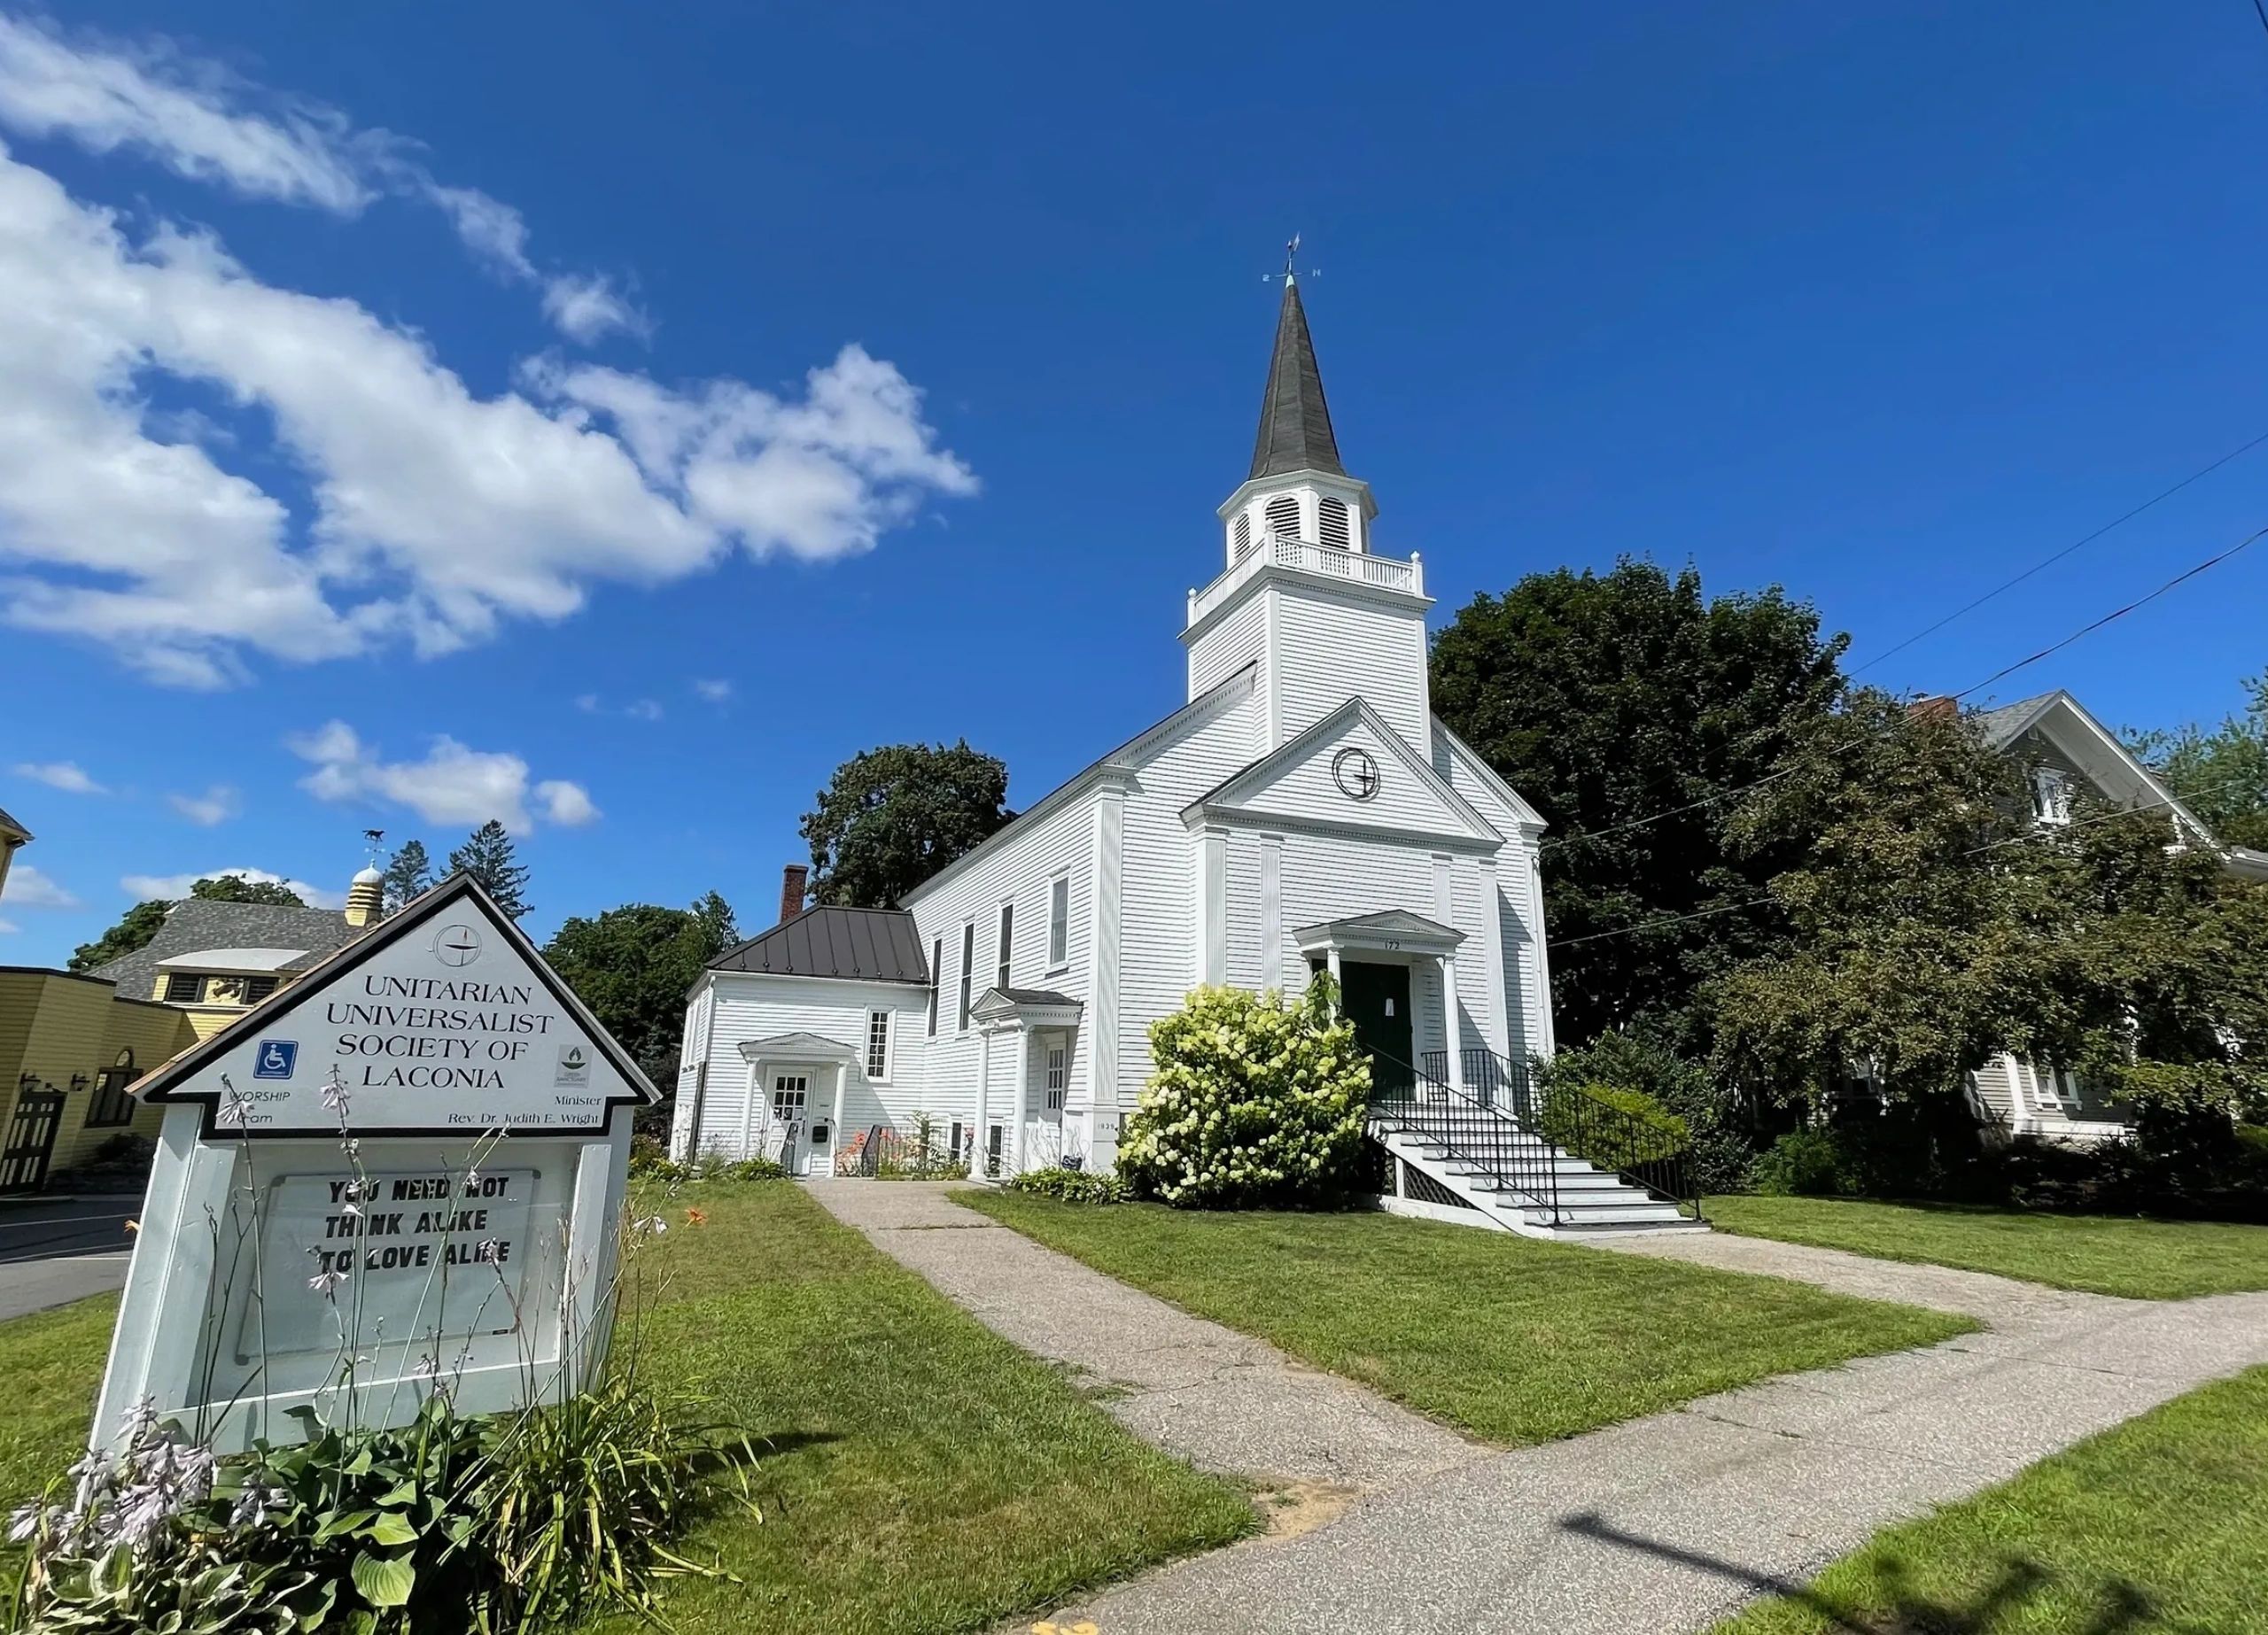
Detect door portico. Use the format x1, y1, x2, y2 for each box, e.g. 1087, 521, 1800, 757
736, 1032, 858, 1175
1295, 910, 1469, 1089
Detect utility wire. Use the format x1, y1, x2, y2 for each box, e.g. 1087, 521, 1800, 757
1849, 429, 2268, 676
1548, 762, 2257, 951
1545, 518, 2268, 853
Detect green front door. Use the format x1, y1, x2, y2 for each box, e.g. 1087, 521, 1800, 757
1334, 960, 1413, 1089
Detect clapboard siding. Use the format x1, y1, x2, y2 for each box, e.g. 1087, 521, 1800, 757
1233, 711, 1479, 837
1223, 829, 1266, 990
1188, 594, 1268, 698
1276, 590, 1429, 754
908, 792, 1097, 1123
687, 975, 927, 1158
1117, 693, 1268, 1088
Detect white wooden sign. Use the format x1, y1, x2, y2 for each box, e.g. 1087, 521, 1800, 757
94, 876, 656, 1453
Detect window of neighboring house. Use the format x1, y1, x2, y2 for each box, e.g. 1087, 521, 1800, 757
2033, 1064, 2084, 1111
958, 921, 975, 1030
161, 972, 205, 1003
950, 1120, 965, 1163
1047, 874, 1070, 970
997, 902, 1014, 992
866, 1010, 891, 1081
2031, 767, 2072, 826
86, 1047, 136, 1127
240, 975, 279, 1006
927, 938, 944, 1037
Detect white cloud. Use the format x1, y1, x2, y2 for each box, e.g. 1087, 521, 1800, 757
0, 142, 974, 686
12, 759, 105, 793
288, 719, 596, 834
0, 13, 379, 211
535, 779, 600, 826
624, 698, 663, 722
120, 864, 343, 909
1, 861, 79, 908
540, 273, 645, 344
692, 678, 732, 702
573, 694, 601, 714
167, 783, 240, 825
0, 917, 17, 934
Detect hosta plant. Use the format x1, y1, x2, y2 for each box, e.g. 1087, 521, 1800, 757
1117, 977, 1371, 1209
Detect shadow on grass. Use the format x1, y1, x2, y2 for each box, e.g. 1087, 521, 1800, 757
1561, 1509, 2177, 1634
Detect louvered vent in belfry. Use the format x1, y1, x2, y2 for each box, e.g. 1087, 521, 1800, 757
1317, 494, 1351, 550
1265, 492, 1302, 542
1232, 511, 1252, 558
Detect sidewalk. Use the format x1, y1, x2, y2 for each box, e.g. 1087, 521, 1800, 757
810, 1181, 2268, 1635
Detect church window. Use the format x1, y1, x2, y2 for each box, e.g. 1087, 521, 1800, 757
162, 972, 204, 1003
1317, 494, 1351, 550
997, 902, 1014, 990
88, 1047, 136, 1128
959, 921, 975, 1030
866, 1010, 891, 1080
1047, 874, 1070, 969
928, 937, 944, 1035
1232, 511, 1252, 558
1265, 492, 1301, 543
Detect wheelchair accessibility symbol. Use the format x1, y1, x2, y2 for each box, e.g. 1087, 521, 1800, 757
252, 1039, 299, 1080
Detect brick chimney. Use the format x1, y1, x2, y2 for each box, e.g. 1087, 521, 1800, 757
779, 864, 809, 925
1907, 694, 1958, 725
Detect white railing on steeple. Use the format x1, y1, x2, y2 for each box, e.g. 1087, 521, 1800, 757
1187, 531, 1424, 626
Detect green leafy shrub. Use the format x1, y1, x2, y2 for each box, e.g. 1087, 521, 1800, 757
1117, 979, 1371, 1209
7, 1372, 750, 1635
1751, 1127, 1860, 1196
1534, 1028, 1754, 1194
1002, 1166, 1130, 1204
627, 1135, 788, 1186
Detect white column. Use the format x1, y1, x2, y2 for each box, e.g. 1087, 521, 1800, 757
1198, 827, 1228, 986
975, 1028, 992, 1178
831, 1062, 848, 1175
1521, 837, 1557, 1059
1009, 1027, 1032, 1177
1324, 944, 1342, 996
1088, 787, 1124, 1115
1259, 834, 1283, 994
742, 1060, 761, 1161
1441, 954, 1467, 1092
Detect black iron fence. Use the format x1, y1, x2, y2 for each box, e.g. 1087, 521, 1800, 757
1371, 1050, 1565, 1222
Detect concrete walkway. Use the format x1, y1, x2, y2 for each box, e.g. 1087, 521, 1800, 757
810, 1182, 2268, 1635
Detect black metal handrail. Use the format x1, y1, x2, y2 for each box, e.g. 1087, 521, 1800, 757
1369, 1050, 1564, 1224
1412, 1047, 1703, 1221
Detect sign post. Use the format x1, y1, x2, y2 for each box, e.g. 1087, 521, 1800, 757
94, 876, 657, 1453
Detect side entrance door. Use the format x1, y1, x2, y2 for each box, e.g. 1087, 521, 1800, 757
0, 1087, 66, 1193
770, 1074, 810, 1175
1335, 960, 1413, 1093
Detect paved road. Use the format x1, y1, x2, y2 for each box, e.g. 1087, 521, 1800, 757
809, 1181, 2268, 1635
0, 1196, 139, 1322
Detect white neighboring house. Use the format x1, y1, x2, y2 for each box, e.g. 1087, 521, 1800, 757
1962, 688, 2268, 1145
675, 281, 1696, 1236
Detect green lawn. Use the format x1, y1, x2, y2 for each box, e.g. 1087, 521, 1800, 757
0, 1183, 1253, 1635
1713, 1366, 2268, 1635
1705, 1195, 2268, 1299
960, 1195, 1975, 1445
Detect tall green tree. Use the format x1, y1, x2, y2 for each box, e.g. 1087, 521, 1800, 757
544, 893, 740, 1089
2131, 672, 2268, 849
1709, 691, 2268, 1136
1430, 559, 1847, 1047
380, 839, 433, 914
447, 820, 532, 919
799, 740, 1012, 908
68, 873, 308, 971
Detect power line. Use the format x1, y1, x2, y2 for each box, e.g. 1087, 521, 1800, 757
1550, 763, 2256, 951
1545, 517, 2268, 853
1849, 428, 2268, 676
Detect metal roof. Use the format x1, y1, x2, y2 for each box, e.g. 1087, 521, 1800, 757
1248, 278, 1346, 481
709, 905, 931, 983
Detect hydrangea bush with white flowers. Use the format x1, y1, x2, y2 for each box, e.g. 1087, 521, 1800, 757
1117, 977, 1371, 1209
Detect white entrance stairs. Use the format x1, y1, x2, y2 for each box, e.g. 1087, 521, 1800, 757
1368, 1054, 1707, 1239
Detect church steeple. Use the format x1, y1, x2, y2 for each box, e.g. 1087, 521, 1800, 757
1216, 268, 1376, 568
1249, 278, 1345, 481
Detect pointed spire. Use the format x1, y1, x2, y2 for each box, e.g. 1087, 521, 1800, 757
1249, 276, 1346, 481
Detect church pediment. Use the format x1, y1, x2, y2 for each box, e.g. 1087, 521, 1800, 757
1182, 698, 1503, 846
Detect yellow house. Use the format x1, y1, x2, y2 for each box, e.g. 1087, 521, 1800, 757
0, 966, 198, 1190
0, 804, 27, 903
1, 860, 388, 1190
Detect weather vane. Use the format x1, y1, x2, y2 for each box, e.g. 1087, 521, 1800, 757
1261, 232, 1320, 286
362, 828, 385, 865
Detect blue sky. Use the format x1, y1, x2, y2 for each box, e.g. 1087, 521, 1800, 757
4, 2, 2267, 964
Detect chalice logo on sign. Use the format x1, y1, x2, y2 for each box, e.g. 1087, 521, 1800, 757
432, 923, 484, 968
1332, 747, 1380, 802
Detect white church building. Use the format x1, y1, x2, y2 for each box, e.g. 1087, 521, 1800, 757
674, 283, 1693, 1234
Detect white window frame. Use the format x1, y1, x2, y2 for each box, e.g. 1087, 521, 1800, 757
927, 937, 943, 1037
1046, 872, 1070, 972
996, 899, 1014, 992
2031, 767, 2072, 827
1044, 1034, 1068, 1111
958, 920, 975, 1032
865, 1009, 892, 1082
